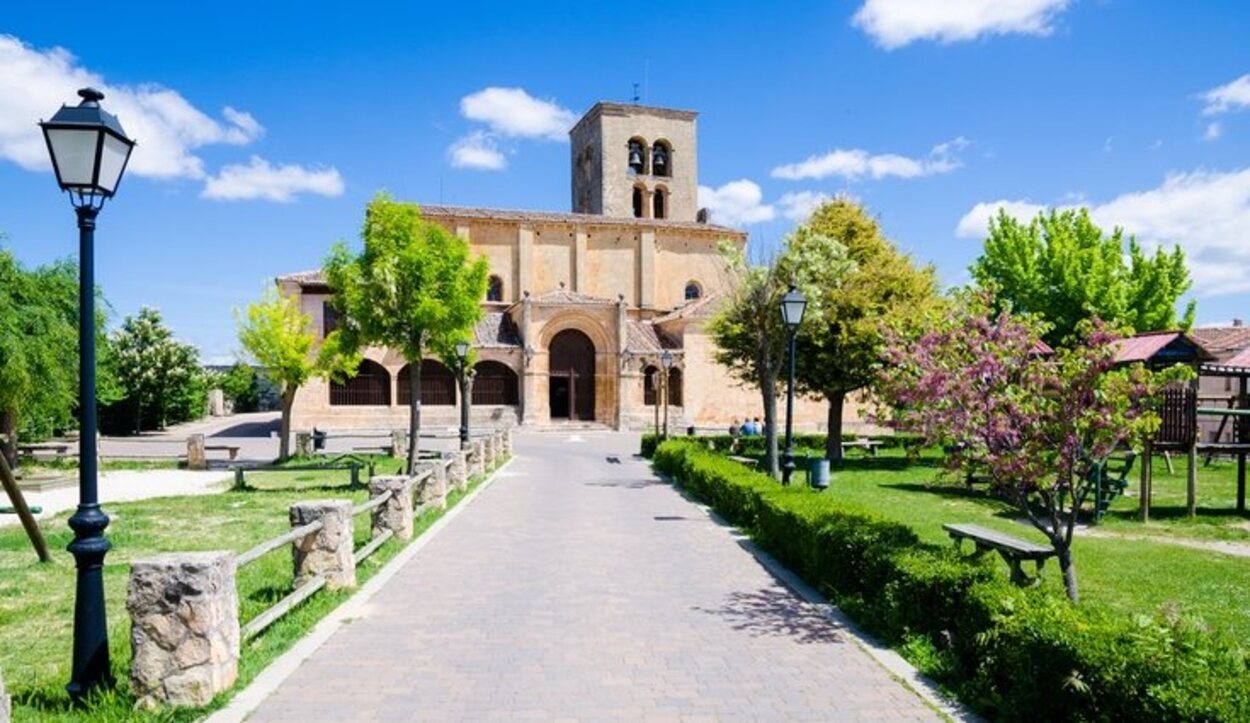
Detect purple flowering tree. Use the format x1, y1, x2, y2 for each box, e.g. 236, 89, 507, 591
876, 295, 1189, 602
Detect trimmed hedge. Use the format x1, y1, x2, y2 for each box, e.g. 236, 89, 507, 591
652, 438, 1250, 722
640, 431, 925, 459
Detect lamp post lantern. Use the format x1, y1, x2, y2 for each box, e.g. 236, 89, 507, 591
660, 349, 674, 439
40, 87, 135, 700
779, 285, 807, 485
454, 341, 472, 450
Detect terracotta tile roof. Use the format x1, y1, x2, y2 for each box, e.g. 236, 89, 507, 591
276, 270, 327, 286
1190, 325, 1250, 359
625, 321, 680, 353
1220, 347, 1250, 368
1111, 330, 1214, 364
652, 294, 723, 324
418, 204, 742, 235
529, 288, 619, 306
473, 312, 521, 348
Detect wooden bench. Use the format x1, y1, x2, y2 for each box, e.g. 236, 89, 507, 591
943, 523, 1055, 586
204, 445, 240, 461
842, 438, 882, 457
727, 455, 759, 469
352, 445, 396, 457
18, 443, 70, 458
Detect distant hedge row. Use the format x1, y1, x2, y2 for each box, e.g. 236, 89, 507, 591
639, 432, 926, 459
650, 438, 1250, 722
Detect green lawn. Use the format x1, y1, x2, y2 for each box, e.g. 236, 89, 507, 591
776, 447, 1250, 641
0, 455, 488, 721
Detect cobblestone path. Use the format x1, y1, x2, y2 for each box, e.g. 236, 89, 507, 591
243, 432, 941, 722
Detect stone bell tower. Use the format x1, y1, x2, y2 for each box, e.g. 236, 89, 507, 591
570, 102, 699, 222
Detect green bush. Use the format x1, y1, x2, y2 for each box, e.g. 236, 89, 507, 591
641, 431, 925, 460
652, 438, 1250, 722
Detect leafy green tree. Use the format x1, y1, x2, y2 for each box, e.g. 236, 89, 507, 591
219, 363, 262, 413
0, 250, 79, 466
237, 287, 358, 460
709, 244, 797, 478
324, 194, 488, 473
778, 199, 938, 461
971, 208, 1196, 347
110, 307, 205, 432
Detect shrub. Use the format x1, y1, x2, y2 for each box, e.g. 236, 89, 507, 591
652, 438, 1250, 721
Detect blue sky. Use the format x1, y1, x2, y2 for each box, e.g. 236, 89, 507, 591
2, 1, 1248, 361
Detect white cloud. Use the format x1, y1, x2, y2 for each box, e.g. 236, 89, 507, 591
852, 0, 1071, 49
0, 35, 263, 180
772, 137, 966, 181
955, 199, 1049, 238
459, 87, 576, 141
1205, 122, 1224, 141
449, 131, 506, 171
955, 168, 1250, 294
777, 191, 832, 222
202, 157, 344, 202
1201, 74, 1250, 116
698, 180, 776, 226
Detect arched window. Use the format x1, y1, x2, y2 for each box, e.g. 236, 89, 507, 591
330, 359, 390, 406
684, 281, 702, 301
651, 140, 671, 178
627, 138, 647, 174
398, 360, 456, 406
472, 361, 519, 405
652, 187, 666, 219
486, 275, 504, 302
667, 367, 683, 407
643, 365, 659, 406
632, 186, 645, 218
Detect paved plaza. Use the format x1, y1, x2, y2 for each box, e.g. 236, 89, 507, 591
238, 432, 943, 722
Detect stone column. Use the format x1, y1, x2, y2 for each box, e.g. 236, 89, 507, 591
449, 451, 468, 490
417, 462, 447, 510
368, 476, 413, 541
289, 500, 356, 589
127, 552, 239, 710
391, 429, 409, 460
295, 432, 313, 457
186, 434, 207, 471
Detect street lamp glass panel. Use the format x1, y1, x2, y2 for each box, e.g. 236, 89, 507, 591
780, 287, 807, 329
97, 132, 132, 193
455, 341, 470, 360
44, 128, 99, 187
660, 350, 673, 369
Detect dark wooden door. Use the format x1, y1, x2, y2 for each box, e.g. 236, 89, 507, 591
549, 329, 595, 421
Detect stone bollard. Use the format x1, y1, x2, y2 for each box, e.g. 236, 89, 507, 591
0, 667, 8, 723
503, 428, 514, 457
449, 451, 468, 490
127, 552, 239, 710
369, 476, 413, 541
391, 429, 409, 460
186, 434, 207, 471
483, 434, 498, 470
289, 500, 356, 589
416, 462, 447, 510
295, 432, 313, 457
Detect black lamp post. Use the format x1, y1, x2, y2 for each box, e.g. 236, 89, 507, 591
660, 349, 673, 439
779, 285, 807, 485
40, 87, 135, 700
455, 341, 472, 450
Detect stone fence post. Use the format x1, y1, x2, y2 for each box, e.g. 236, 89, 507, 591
127, 552, 239, 710
449, 451, 468, 490
417, 461, 447, 509
186, 434, 207, 471
503, 428, 514, 457
295, 432, 313, 457
0, 667, 8, 723
290, 500, 356, 589
369, 476, 413, 541
391, 429, 409, 460
483, 434, 497, 470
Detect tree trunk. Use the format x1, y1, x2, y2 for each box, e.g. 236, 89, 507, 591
761, 372, 780, 479
825, 391, 845, 463
0, 410, 17, 471
278, 388, 295, 461
1056, 542, 1079, 603
407, 361, 422, 475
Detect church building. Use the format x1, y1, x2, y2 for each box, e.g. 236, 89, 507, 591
279, 102, 854, 432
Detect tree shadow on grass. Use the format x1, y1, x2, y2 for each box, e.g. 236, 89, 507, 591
880, 482, 1022, 519
693, 587, 844, 645
1101, 506, 1250, 523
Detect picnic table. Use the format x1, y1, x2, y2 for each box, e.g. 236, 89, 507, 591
943, 522, 1055, 586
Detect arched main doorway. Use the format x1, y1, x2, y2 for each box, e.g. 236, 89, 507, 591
548, 329, 595, 421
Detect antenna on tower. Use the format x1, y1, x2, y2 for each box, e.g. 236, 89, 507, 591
632, 82, 640, 104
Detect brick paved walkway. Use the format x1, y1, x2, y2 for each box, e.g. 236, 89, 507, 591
242, 432, 941, 722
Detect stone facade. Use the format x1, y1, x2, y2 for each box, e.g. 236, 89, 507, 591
127, 552, 240, 709
289, 500, 356, 589
280, 101, 879, 436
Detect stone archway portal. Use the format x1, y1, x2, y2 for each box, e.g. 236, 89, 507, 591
548, 329, 595, 421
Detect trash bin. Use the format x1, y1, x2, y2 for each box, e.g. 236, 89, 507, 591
687, 426, 696, 436
312, 427, 327, 451
808, 458, 831, 490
